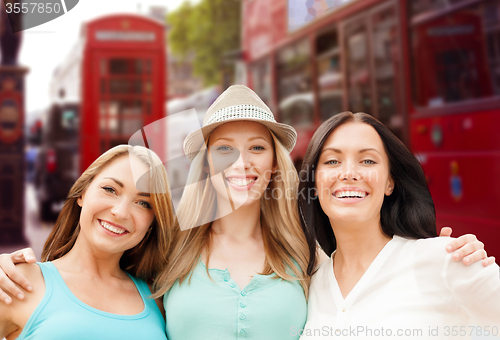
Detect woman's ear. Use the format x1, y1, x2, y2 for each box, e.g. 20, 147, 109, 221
385, 177, 395, 196
77, 196, 83, 207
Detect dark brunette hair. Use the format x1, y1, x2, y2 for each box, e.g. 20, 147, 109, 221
298, 112, 436, 275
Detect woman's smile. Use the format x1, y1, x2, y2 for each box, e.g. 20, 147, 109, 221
98, 219, 129, 236
332, 186, 369, 203
225, 176, 258, 190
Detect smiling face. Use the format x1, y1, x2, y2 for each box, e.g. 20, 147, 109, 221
207, 121, 277, 209
76, 155, 155, 255
315, 122, 394, 227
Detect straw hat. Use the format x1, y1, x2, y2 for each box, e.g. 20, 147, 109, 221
183, 85, 297, 160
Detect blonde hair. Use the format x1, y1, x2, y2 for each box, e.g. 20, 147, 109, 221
153, 132, 310, 297
42, 145, 174, 281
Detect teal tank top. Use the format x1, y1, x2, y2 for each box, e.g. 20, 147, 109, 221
17, 262, 167, 340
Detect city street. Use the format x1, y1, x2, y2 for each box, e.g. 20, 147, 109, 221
0, 183, 53, 260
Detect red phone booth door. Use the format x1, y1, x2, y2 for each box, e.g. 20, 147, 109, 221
93, 52, 160, 155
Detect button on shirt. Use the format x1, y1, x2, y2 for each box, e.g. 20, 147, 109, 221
164, 260, 307, 340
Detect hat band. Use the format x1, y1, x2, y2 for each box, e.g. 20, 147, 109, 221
205, 104, 276, 126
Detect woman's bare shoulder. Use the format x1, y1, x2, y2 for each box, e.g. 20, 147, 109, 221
9, 264, 46, 327
15, 263, 43, 282
1, 264, 44, 339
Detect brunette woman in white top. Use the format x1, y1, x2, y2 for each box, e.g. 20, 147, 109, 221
297, 112, 499, 339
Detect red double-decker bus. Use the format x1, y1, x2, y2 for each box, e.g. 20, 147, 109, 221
37, 14, 166, 218
242, 0, 500, 258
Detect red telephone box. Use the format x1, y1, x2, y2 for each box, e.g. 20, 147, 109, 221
80, 14, 166, 172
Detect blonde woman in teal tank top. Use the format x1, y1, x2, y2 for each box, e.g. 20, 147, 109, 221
0, 145, 173, 339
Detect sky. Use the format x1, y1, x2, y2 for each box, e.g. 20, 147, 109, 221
18, 0, 197, 117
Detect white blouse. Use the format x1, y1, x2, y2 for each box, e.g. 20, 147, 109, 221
300, 236, 500, 340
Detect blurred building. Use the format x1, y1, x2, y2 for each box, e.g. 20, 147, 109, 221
168, 51, 203, 99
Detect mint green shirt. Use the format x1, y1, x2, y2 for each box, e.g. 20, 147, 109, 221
164, 260, 307, 339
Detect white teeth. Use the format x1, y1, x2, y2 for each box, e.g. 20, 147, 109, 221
227, 178, 256, 187
335, 191, 366, 198
100, 220, 127, 235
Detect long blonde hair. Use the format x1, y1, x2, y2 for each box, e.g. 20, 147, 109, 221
42, 145, 174, 281
153, 132, 310, 297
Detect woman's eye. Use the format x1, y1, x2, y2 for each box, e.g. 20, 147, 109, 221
216, 146, 232, 152
363, 159, 376, 165
139, 201, 152, 209
102, 186, 116, 194
252, 146, 265, 151
325, 160, 338, 165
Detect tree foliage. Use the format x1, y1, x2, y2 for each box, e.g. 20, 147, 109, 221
167, 0, 241, 86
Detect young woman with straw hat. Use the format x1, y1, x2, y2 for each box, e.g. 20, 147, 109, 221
152, 85, 310, 339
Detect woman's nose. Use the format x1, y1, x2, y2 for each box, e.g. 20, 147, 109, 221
110, 198, 132, 220
232, 151, 251, 170
338, 162, 359, 181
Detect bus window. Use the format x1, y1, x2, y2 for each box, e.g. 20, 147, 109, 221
61, 109, 78, 132
316, 28, 344, 122
410, 0, 500, 107
410, 0, 447, 18
341, 2, 404, 141
43, 105, 79, 143
279, 93, 314, 127
250, 58, 274, 111
276, 38, 314, 128
344, 19, 372, 114
371, 5, 403, 133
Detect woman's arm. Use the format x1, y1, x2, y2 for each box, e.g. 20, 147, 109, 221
0, 249, 37, 304
0, 301, 19, 339
445, 251, 500, 327
0, 263, 44, 340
